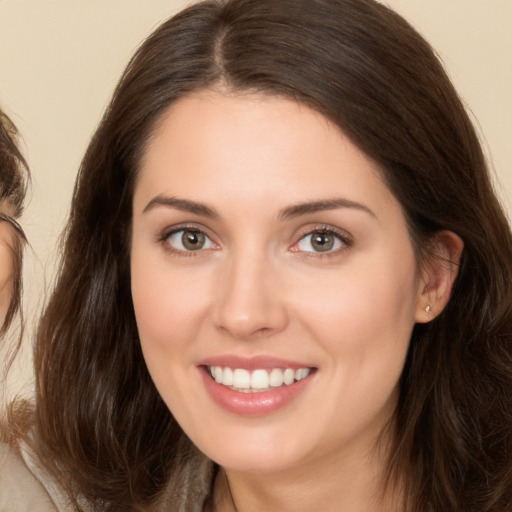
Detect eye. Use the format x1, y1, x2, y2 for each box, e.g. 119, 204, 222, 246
166, 229, 215, 252
295, 229, 348, 253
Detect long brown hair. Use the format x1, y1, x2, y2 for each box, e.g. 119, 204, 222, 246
34, 1, 512, 510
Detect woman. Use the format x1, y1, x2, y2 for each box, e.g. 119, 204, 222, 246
0, 109, 27, 339
0, 110, 58, 509
29, 0, 512, 510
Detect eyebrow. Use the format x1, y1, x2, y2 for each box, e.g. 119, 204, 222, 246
142, 195, 375, 221
143, 195, 220, 219
279, 198, 376, 220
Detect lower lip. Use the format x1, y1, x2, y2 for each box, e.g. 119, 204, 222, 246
199, 367, 313, 417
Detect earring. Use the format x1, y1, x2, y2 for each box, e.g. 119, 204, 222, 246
425, 305, 432, 314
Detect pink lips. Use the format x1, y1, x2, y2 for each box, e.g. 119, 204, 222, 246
198, 355, 315, 417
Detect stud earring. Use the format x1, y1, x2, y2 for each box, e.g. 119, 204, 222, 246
425, 305, 432, 314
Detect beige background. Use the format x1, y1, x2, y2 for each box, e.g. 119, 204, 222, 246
0, 0, 511, 393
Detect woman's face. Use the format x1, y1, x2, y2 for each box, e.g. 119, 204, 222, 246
131, 91, 428, 474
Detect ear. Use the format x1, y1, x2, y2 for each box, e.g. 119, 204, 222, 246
415, 230, 464, 323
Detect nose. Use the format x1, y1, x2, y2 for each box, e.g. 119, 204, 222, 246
212, 252, 289, 341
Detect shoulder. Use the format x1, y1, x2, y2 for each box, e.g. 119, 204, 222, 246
0, 441, 58, 512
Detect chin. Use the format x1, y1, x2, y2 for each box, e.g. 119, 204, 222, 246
209, 447, 304, 475
189, 422, 308, 474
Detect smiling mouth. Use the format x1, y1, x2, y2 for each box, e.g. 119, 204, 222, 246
206, 366, 314, 393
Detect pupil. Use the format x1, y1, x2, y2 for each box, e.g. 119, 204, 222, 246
312, 233, 334, 252
182, 231, 205, 250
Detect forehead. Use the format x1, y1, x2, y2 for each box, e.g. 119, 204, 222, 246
134, 90, 399, 219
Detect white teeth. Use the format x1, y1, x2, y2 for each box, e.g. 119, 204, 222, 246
223, 367, 233, 386
283, 368, 295, 385
251, 369, 269, 389
295, 368, 309, 381
269, 368, 284, 387
207, 366, 312, 392
233, 369, 251, 389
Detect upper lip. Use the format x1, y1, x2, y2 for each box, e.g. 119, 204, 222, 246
199, 355, 314, 371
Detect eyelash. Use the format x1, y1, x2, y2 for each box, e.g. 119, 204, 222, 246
158, 224, 218, 256
158, 224, 352, 258
291, 225, 352, 258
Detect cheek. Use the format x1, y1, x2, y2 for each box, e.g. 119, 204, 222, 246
132, 267, 204, 348
289, 251, 418, 378
130, 243, 216, 384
